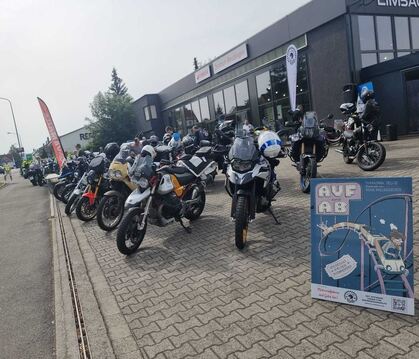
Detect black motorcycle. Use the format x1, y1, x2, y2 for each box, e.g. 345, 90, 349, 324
288, 111, 329, 193
337, 103, 386, 171
27, 163, 44, 186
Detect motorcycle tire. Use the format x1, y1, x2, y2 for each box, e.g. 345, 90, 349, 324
31, 180, 37, 186
65, 195, 79, 216
61, 184, 76, 205
357, 142, 386, 171
300, 158, 317, 194
116, 208, 147, 255
97, 195, 124, 231
38, 177, 44, 186
53, 182, 67, 202
235, 196, 249, 250
184, 190, 206, 221
76, 196, 98, 222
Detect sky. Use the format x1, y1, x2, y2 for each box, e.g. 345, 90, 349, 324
0, 0, 311, 154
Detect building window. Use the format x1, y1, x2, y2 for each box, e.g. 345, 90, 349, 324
235, 81, 249, 110
395, 17, 410, 51
174, 107, 184, 134
411, 18, 419, 49
199, 97, 210, 122
223, 86, 236, 114
256, 71, 271, 105
191, 100, 201, 122
376, 16, 393, 51
361, 53, 378, 68
358, 16, 376, 51
143, 105, 157, 121
213, 91, 225, 117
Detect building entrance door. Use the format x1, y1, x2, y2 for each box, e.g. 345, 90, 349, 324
405, 68, 419, 133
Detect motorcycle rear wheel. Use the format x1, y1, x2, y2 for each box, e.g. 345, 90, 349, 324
300, 158, 317, 194
184, 190, 206, 221
357, 142, 386, 171
116, 208, 147, 255
235, 196, 249, 250
97, 195, 124, 231
76, 196, 98, 221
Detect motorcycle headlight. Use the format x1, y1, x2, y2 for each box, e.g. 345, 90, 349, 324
132, 176, 149, 189
110, 170, 123, 179
232, 160, 253, 172
386, 265, 392, 272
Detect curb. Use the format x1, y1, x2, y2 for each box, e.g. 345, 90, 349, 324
50, 195, 80, 359
52, 196, 144, 358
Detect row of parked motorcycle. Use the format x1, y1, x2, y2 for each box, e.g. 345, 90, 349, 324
22, 159, 59, 186
41, 97, 385, 253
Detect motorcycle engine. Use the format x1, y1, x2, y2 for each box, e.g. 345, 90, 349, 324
160, 193, 183, 219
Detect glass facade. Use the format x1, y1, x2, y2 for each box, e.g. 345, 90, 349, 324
257, 53, 310, 129
143, 105, 157, 121
357, 15, 419, 68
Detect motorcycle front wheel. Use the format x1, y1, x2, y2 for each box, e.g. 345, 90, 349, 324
235, 196, 249, 250
61, 184, 76, 204
116, 208, 147, 255
97, 195, 124, 231
65, 194, 79, 215
184, 190, 206, 221
76, 196, 98, 221
300, 157, 317, 194
53, 182, 67, 202
357, 142, 386, 171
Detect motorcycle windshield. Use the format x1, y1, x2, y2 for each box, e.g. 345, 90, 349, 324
229, 137, 258, 161
113, 143, 131, 163
129, 155, 154, 179
302, 112, 318, 128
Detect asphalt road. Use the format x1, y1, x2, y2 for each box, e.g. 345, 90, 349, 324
0, 170, 54, 358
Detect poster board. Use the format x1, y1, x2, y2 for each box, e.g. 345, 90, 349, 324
311, 177, 414, 315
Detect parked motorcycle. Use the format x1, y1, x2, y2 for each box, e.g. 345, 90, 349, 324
27, 163, 44, 186
288, 111, 329, 193
97, 144, 136, 231
75, 155, 110, 221
337, 103, 386, 171
225, 129, 283, 250
116, 145, 216, 255
53, 160, 79, 201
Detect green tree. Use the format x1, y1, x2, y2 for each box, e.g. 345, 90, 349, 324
8, 145, 22, 167
87, 68, 137, 148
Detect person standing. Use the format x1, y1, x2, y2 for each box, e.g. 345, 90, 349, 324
3, 163, 12, 182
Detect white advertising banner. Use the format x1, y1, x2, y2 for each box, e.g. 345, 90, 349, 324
286, 44, 298, 111
213, 43, 248, 74
194, 65, 211, 84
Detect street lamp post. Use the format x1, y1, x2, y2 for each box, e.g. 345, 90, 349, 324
0, 97, 22, 151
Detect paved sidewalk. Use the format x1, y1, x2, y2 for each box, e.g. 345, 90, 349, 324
64, 138, 419, 358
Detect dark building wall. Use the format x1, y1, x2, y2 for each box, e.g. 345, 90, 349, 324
360, 53, 419, 135
306, 15, 352, 120
132, 94, 165, 138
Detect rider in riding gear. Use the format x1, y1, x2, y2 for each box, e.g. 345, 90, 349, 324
359, 89, 380, 140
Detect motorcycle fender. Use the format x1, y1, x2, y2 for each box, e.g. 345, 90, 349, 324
104, 190, 125, 199
125, 188, 150, 210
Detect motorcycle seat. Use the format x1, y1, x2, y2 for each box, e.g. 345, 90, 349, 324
161, 166, 189, 175
175, 172, 196, 186
195, 146, 212, 157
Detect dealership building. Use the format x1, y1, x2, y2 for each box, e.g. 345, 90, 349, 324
133, 0, 419, 138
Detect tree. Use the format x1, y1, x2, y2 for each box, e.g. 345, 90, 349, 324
87, 69, 137, 148
8, 145, 22, 167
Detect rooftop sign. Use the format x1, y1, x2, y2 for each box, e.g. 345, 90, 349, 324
377, 0, 419, 7
212, 43, 248, 74
194, 65, 211, 84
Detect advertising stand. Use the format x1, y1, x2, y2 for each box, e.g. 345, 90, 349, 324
311, 177, 414, 315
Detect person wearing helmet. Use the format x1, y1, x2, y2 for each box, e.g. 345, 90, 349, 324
148, 135, 160, 147
360, 89, 380, 140
141, 145, 156, 159
163, 126, 174, 145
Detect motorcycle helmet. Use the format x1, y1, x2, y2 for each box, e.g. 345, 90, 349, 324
168, 132, 181, 149
258, 131, 282, 158
163, 133, 172, 145
149, 135, 159, 147
360, 89, 375, 104
104, 142, 120, 160
141, 145, 156, 159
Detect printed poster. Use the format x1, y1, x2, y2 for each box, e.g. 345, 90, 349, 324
311, 178, 414, 315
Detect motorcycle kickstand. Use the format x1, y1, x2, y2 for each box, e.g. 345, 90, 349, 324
178, 218, 192, 234
268, 207, 281, 225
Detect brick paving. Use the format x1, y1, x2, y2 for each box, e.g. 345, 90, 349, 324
77, 137, 419, 358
